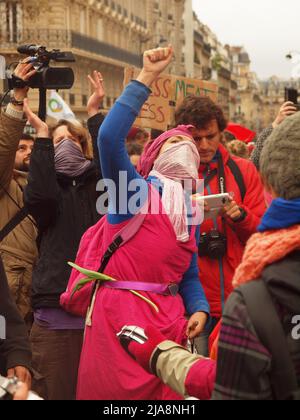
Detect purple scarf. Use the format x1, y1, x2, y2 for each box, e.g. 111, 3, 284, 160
54, 139, 92, 178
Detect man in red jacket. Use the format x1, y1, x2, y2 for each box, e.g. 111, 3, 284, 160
175, 97, 266, 354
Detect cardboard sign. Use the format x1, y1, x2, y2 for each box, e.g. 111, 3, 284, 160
124, 67, 218, 131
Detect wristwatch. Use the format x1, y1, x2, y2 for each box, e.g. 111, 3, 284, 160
233, 207, 247, 223
10, 95, 25, 106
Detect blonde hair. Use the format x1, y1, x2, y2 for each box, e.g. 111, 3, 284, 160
227, 140, 249, 160
49, 120, 93, 159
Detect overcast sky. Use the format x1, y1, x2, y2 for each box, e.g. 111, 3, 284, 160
192, 0, 300, 80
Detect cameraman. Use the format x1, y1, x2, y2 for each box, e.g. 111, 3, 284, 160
175, 97, 266, 355
0, 60, 38, 326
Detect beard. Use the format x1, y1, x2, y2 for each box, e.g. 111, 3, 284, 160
15, 160, 30, 172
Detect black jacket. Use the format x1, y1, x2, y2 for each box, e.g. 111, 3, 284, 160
0, 256, 31, 374
264, 250, 300, 356
24, 114, 104, 309
213, 250, 300, 400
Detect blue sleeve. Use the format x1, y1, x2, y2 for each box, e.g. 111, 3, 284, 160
98, 80, 150, 224
179, 226, 210, 316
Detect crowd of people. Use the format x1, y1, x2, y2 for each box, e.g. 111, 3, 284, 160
0, 46, 299, 400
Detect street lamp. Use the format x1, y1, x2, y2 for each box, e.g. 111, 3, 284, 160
285, 51, 300, 80
286, 51, 300, 60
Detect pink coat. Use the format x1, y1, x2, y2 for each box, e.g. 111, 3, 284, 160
61, 188, 197, 400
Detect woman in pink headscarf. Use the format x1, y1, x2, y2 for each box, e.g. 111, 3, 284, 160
61, 47, 209, 400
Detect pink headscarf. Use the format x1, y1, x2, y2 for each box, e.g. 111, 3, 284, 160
138, 125, 195, 178
137, 124, 200, 242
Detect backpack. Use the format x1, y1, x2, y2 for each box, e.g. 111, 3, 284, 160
240, 281, 300, 400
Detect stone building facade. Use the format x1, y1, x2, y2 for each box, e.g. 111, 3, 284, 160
1, 0, 267, 125
230, 46, 263, 131
192, 14, 237, 120
0, 0, 186, 120
230, 46, 300, 131
259, 76, 300, 127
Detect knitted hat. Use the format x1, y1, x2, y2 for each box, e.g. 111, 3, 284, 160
260, 113, 300, 200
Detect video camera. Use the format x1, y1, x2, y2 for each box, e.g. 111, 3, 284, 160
285, 88, 300, 111
8, 44, 75, 90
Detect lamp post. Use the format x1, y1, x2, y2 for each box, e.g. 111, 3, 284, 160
286, 51, 300, 60
285, 51, 300, 80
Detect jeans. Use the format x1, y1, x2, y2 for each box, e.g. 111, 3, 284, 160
194, 317, 220, 357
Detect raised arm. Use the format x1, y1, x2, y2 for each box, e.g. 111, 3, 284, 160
251, 101, 297, 170
98, 47, 173, 222
87, 71, 106, 179
0, 62, 35, 196
0, 111, 25, 195
23, 100, 60, 229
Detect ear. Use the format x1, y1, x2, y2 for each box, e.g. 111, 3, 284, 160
186, 125, 196, 133
260, 175, 277, 198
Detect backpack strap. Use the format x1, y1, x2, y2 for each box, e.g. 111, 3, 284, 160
202, 158, 246, 202
86, 200, 148, 327
239, 281, 299, 400
0, 207, 29, 243
227, 158, 246, 202
99, 210, 147, 274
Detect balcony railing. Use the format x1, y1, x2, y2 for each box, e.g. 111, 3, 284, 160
0, 29, 142, 67
0, 29, 71, 50
218, 67, 231, 81
71, 32, 142, 67
194, 31, 204, 46
203, 43, 211, 57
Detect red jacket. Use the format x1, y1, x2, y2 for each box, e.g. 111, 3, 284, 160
198, 145, 266, 318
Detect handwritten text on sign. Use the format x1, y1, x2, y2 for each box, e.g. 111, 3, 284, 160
124, 68, 218, 131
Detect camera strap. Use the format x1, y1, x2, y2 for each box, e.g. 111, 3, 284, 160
217, 154, 226, 194
203, 155, 246, 201
0, 207, 29, 243
204, 169, 218, 188
0, 182, 37, 243
7, 74, 28, 90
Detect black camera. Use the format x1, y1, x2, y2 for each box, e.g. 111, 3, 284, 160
285, 88, 300, 111
8, 44, 75, 90
198, 229, 227, 260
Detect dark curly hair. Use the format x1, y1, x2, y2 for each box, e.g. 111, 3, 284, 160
175, 96, 227, 132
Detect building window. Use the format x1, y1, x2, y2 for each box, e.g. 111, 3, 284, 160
82, 95, 87, 107
0, 1, 22, 43
70, 94, 75, 106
